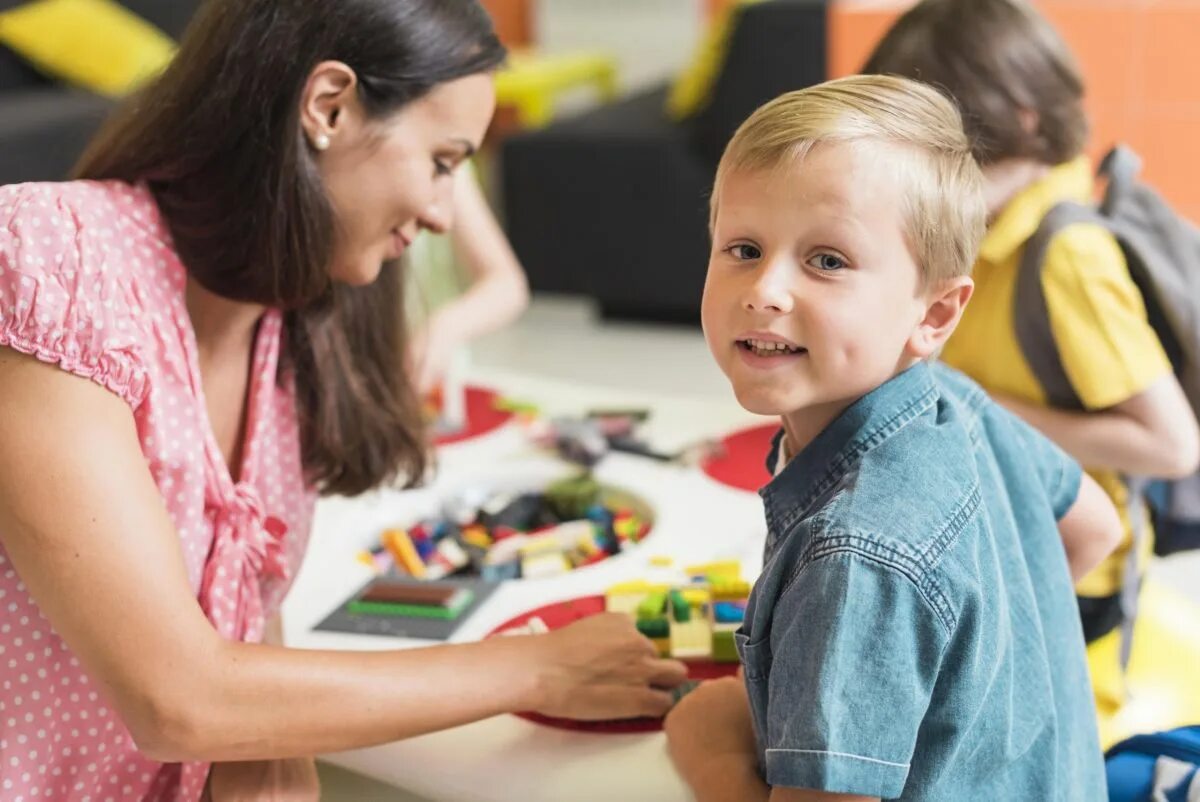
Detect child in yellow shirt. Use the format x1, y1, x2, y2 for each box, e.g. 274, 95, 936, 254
864, 0, 1200, 711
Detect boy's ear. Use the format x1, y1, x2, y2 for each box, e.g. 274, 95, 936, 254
907, 277, 974, 359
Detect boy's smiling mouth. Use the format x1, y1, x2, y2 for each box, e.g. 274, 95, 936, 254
736, 332, 807, 359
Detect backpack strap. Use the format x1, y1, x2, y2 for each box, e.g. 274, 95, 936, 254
1015, 198, 1147, 677
1014, 201, 1106, 410
1098, 146, 1144, 216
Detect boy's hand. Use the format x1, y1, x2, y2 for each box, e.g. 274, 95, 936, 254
665, 677, 760, 793
203, 758, 320, 802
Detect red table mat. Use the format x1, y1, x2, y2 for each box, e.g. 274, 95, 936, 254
487, 595, 738, 734
700, 423, 777, 493
433, 385, 514, 446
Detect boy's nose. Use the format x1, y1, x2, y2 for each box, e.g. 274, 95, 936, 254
744, 263, 794, 314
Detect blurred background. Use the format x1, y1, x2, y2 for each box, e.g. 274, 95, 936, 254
3, 0, 1197, 327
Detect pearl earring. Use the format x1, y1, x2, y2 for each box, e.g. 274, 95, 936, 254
313, 133, 330, 151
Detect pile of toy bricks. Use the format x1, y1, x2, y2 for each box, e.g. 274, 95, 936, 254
360, 473, 652, 582
604, 562, 750, 662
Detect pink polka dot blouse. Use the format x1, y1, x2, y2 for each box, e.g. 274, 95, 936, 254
0, 181, 316, 801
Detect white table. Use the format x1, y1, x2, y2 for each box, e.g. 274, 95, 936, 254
282, 368, 771, 802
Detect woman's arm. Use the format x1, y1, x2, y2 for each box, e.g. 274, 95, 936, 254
997, 374, 1200, 479
0, 348, 684, 763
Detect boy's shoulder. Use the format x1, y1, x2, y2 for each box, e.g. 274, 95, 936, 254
803, 365, 988, 563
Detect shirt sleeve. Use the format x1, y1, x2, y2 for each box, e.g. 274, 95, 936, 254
0, 183, 148, 408
756, 552, 950, 797
1002, 403, 1084, 520
1042, 224, 1172, 410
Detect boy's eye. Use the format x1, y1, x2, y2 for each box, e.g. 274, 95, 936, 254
808, 252, 847, 272
434, 159, 453, 177
725, 243, 762, 261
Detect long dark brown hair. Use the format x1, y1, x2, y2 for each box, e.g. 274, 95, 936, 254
75, 0, 505, 496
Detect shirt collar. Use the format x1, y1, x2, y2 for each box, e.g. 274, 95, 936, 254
760, 362, 940, 531
978, 156, 1094, 266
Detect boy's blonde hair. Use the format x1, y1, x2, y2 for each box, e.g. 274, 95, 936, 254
713, 74, 985, 287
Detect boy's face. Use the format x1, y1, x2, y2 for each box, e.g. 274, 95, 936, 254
703, 141, 945, 439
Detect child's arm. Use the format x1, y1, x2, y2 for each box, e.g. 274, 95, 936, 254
412, 172, 530, 393
997, 373, 1200, 479
666, 679, 880, 802
1056, 471, 1124, 582
666, 677, 770, 802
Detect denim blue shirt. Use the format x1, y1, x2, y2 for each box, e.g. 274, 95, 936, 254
739, 362, 1106, 799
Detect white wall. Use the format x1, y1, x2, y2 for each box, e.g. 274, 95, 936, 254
534, 0, 705, 95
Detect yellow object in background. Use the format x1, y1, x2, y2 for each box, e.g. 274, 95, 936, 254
494, 49, 619, 129
1092, 580, 1200, 749
666, 0, 765, 121
0, 0, 175, 97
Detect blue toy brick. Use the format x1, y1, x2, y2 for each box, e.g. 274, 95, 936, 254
482, 560, 520, 582
415, 537, 437, 562
714, 602, 747, 624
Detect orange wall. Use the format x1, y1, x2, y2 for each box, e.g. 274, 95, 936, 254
829, 0, 1200, 222
479, 0, 533, 48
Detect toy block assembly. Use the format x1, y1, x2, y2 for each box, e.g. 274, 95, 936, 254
604, 564, 749, 662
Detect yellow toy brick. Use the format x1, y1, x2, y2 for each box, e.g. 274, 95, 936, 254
669, 619, 712, 659
686, 560, 742, 580
382, 529, 426, 579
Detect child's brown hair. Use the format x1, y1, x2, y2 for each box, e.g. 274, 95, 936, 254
863, 0, 1087, 167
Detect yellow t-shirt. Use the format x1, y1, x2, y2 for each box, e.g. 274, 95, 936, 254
942, 157, 1172, 599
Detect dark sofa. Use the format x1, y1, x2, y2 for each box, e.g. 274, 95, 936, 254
501, 0, 828, 323
0, 0, 200, 185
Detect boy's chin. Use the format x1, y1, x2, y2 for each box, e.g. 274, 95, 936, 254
732, 386, 806, 417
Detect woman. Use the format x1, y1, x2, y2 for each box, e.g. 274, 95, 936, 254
0, 1, 686, 799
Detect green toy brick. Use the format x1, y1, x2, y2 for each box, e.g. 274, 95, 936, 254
669, 590, 691, 622
637, 591, 668, 621
636, 618, 670, 639
348, 589, 474, 621
712, 630, 739, 663
670, 680, 701, 706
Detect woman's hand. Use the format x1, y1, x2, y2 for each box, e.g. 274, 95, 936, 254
204, 758, 320, 802
524, 613, 688, 720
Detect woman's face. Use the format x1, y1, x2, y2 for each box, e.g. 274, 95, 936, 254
309, 70, 496, 286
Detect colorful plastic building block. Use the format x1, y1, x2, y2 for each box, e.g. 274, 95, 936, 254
349, 583, 473, 620
714, 601, 747, 624
712, 626, 739, 663
638, 591, 668, 621
521, 551, 570, 579
382, 529, 427, 579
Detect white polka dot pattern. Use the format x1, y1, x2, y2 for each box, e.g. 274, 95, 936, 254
0, 181, 316, 800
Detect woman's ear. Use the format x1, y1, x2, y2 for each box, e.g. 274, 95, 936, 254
299, 61, 361, 152
906, 276, 974, 359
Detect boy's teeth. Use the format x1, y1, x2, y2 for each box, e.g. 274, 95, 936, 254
749, 339, 793, 352
745, 339, 800, 356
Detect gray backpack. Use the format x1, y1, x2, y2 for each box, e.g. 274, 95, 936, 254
1015, 146, 1200, 665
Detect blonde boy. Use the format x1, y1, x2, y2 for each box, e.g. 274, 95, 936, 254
664, 75, 1118, 801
